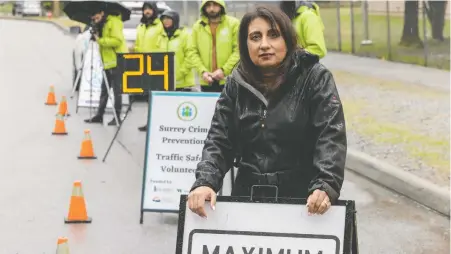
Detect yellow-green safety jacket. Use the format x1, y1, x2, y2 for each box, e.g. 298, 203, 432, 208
293, 3, 327, 58
156, 28, 195, 89
97, 15, 128, 70
188, 0, 240, 86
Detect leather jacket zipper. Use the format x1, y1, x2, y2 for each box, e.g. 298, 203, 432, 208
261, 108, 267, 128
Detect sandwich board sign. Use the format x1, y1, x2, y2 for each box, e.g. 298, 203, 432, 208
76, 38, 129, 113
175, 196, 358, 254
139, 91, 221, 223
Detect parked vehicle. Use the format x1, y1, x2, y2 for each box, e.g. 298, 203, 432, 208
123, 14, 141, 50
121, 1, 171, 15
12, 1, 42, 17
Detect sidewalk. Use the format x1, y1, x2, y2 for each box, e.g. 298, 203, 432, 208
323, 53, 450, 91
322, 53, 450, 189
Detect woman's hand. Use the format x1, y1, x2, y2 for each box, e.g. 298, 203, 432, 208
306, 189, 331, 215
188, 186, 217, 218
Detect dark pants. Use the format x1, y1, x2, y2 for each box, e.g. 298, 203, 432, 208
201, 81, 224, 92
97, 67, 122, 117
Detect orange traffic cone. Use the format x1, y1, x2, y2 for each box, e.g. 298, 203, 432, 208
78, 129, 97, 159
55, 237, 70, 254
64, 181, 92, 224
52, 114, 68, 135
45, 85, 58, 105
57, 96, 70, 117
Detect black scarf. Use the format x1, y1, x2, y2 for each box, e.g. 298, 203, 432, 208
141, 15, 156, 27
164, 26, 176, 38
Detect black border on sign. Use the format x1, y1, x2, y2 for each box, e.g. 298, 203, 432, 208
116, 52, 176, 94
175, 196, 357, 254
187, 229, 340, 254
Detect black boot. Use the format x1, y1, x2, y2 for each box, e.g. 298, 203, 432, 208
107, 118, 121, 126
84, 115, 103, 124
138, 125, 147, 132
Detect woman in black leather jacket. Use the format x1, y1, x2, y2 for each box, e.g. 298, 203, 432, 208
187, 5, 347, 218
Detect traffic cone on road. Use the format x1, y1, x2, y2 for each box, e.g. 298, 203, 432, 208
64, 181, 92, 224
45, 85, 57, 105
57, 96, 70, 117
78, 129, 97, 159
55, 237, 70, 254
52, 114, 68, 135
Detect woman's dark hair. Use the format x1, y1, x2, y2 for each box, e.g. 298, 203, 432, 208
237, 5, 299, 95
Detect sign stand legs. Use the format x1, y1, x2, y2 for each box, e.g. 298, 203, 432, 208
88, 39, 94, 121
71, 66, 82, 99
231, 168, 235, 190
101, 70, 120, 127
102, 96, 135, 162
140, 92, 152, 224
351, 202, 359, 254
72, 68, 81, 114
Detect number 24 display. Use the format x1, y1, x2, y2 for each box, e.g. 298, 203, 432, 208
121, 53, 171, 93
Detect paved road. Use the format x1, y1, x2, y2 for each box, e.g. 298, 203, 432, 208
0, 19, 449, 254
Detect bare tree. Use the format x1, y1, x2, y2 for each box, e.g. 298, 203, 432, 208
400, 0, 423, 47
424, 0, 447, 41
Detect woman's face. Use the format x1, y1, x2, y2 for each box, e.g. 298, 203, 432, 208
162, 17, 173, 28
247, 17, 287, 69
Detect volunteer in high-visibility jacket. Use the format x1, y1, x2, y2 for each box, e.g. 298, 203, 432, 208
135, 1, 164, 132
157, 10, 194, 91
281, 1, 327, 58
133, 1, 163, 53
188, 0, 240, 92
84, 8, 128, 126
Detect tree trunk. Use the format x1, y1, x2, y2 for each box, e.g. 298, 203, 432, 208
400, 0, 423, 47
425, 0, 447, 41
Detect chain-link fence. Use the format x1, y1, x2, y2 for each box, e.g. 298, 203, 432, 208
166, 0, 450, 70
320, 0, 450, 70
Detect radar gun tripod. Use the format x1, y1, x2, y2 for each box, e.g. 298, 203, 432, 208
70, 26, 120, 127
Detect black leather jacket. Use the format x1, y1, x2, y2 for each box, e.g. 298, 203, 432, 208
191, 52, 347, 202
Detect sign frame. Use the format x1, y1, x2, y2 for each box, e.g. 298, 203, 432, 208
139, 91, 222, 223
175, 196, 359, 254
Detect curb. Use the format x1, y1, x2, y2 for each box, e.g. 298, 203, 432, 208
346, 148, 450, 217
0, 15, 71, 35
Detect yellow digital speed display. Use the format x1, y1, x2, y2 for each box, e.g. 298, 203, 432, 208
116, 52, 175, 94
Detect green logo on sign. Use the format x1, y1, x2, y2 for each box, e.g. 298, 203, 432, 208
177, 102, 197, 121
